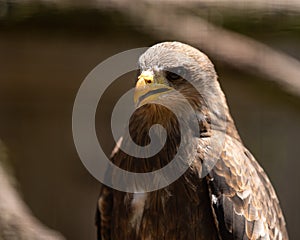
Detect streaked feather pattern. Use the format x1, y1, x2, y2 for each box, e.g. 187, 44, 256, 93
95, 42, 288, 240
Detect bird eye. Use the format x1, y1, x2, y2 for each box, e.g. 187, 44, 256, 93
165, 67, 186, 82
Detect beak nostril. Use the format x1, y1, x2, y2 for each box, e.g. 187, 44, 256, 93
137, 71, 154, 87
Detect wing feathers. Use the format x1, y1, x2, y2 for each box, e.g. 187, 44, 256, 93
207, 136, 288, 240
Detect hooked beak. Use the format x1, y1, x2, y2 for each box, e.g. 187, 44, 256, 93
134, 70, 173, 107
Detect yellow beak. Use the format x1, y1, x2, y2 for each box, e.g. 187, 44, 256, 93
134, 70, 173, 107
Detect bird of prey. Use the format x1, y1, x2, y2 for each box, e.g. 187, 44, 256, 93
96, 42, 288, 240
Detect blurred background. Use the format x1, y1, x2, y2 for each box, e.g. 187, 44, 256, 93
0, 0, 299, 239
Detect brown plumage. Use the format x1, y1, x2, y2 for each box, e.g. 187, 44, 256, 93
96, 42, 288, 240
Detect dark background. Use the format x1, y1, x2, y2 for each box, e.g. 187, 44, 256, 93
0, 2, 299, 239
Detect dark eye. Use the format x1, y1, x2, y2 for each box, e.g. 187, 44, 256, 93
166, 71, 181, 81
165, 67, 186, 82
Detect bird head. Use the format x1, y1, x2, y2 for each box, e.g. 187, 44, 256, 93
133, 41, 229, 136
